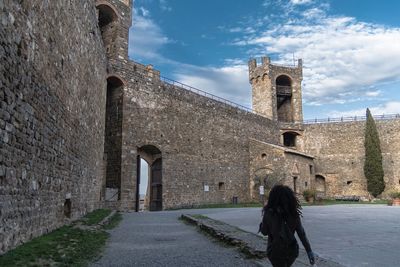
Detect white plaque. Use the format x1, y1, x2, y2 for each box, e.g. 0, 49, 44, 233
204, 185, 209, 192
259, 186, 264, 195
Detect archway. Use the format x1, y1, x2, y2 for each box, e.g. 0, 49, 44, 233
96, 3, 118, 57
315, 175, 326, 198
136, 145, 162, 212
276, 75, 293, 122
104, 76, 124, 200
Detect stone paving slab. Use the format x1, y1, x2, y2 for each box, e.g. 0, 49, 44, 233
181, 214, 344, 267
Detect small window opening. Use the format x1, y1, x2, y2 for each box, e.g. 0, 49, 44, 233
261, 153, 267, 159
283, 132, 297, 147
305, 181, 308, 187
399, 180, 400, 185
309, 165, 313, 174
293, 176, 298, 193
64, 199, 71, 218
218, 182, 225, 191
347, 181, 353, 185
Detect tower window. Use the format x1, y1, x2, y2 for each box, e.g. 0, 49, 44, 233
283, 132, 297, 147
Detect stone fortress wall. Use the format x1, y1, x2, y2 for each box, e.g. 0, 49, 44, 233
0, 0, 108, 254
112, 61, 281, 210
2, 0, 400, 256
301, 119, 400, 198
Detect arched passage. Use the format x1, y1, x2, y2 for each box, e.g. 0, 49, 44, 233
96, 3, 118, 57
136, 145, 162, 212
315, 175, 326, 198
276, 75, 293, 122
104, 76, 124, 200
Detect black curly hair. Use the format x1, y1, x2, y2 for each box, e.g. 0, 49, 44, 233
263, 184, 302, 219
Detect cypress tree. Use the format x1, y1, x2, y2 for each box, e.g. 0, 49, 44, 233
364, 108, 385, 197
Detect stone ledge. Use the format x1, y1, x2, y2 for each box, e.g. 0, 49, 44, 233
181, 214, 344, 267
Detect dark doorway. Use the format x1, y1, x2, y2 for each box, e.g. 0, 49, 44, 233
293, 176, 298, 193
150, 158, 162, 211
315, 175, 326, 197
64, 199, 71, 218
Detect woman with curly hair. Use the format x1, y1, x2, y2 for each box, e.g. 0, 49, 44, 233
259, 184, 315, 267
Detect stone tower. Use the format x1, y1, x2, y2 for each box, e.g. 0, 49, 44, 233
95, 0, 132, 63
248, 56, 303, 123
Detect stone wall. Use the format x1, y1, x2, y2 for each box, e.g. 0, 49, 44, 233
249, 139, 314, 202
0, 0, 107, 254
113, 63, 281, 210
302, 119, 400, 197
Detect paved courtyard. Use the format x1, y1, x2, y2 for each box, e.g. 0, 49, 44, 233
202, 205, 400, 267
92, 205, 400, 267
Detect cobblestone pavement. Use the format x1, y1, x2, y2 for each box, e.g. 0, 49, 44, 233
201, 205, 400, 267
91, 211, 260, 267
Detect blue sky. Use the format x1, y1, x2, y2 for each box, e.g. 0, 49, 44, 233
129, 0, 400, 119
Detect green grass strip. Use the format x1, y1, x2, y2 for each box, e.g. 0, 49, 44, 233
82, 209, 112, 226
0, 226, 108, 267
0, 209, 122, 267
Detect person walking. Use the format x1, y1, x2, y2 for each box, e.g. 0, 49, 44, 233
259, 185, 315, 267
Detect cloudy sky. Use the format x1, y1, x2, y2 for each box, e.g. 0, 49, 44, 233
129, 0, 400, 119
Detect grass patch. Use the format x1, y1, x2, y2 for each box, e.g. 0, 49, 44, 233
82, 209, 111, 226
187, 202, 262, 209
103, 213, 123, 230
302, 199, 389, 206
191, 214, 209, 219
0, 226, 108, 267
0, 209, 121, 267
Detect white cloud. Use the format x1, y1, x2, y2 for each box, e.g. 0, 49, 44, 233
159, 0, 172, 12
291, 0, 314, 5
328, 101, 400, 117
233, 7, 400, 106
129, 7, 171, 61
365, 90, 381, 97
172, 64, 251, 108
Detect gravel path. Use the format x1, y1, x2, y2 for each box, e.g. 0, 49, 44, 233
91, 211, 260, 267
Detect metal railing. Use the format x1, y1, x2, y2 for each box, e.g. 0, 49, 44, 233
276, 85, 292, 96
303, 114, 400, 124
160, 75, 255, 114
131, 64, 400, 125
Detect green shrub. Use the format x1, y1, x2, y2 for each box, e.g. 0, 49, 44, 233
303, 189, 315, 201
388, 190, 400, 199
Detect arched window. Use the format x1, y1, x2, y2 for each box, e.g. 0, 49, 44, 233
96, 4, 118, 57
276, 75, 293, 122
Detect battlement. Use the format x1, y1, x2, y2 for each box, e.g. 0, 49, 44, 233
248, 56, 302, 82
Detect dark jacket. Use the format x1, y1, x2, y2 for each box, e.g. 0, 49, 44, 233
260, 208, 312, 259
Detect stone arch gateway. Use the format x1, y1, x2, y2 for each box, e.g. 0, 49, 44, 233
136, 145, 163, 211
